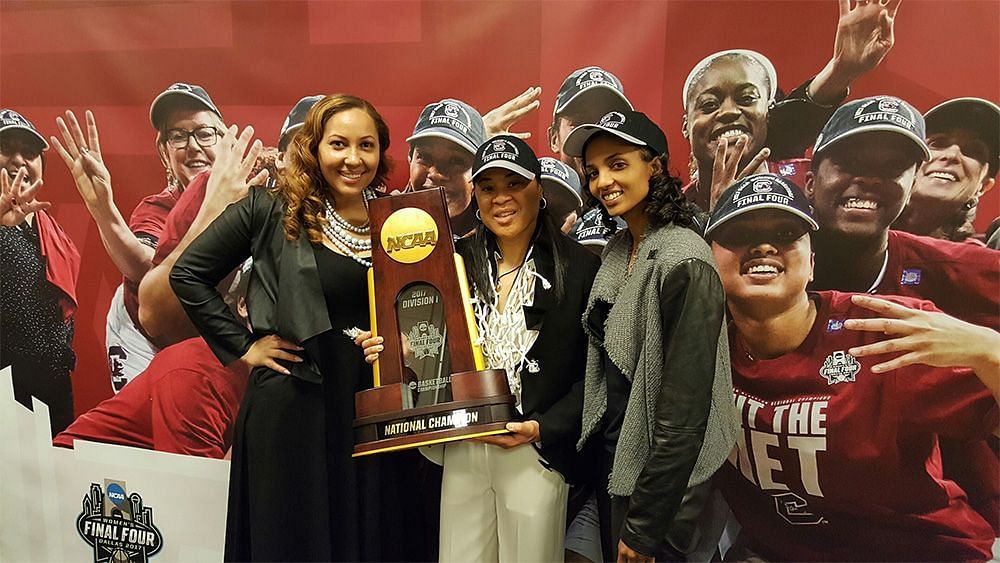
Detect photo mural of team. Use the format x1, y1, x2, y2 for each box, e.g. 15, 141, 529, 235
1, 0, 998, 561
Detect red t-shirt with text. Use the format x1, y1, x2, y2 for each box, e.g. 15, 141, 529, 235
717, 291, 997, 561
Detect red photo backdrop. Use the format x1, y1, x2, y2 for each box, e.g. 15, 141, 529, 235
1, 0, 997, 415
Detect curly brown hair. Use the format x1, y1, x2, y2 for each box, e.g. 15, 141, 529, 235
274, 94, 391, 243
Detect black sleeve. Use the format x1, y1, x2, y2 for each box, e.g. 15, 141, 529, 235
766, 77, 846, 161
169, 190, 259, 366
619, 258, 726, 556
535, 253, 601, 449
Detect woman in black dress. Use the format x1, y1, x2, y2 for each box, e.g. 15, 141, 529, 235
170, 94, 398, 561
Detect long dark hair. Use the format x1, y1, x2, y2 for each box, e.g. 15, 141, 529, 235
583, 140, 700, 232
276, 94, 392, 243
467, 207, 568, 305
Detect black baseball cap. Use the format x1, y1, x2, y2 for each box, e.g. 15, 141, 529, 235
407, 99, 485, 155
813, 95, 930, 161
554, 66, 633, 117
924, 97, 1000, 177
539, 157, 584, 209
149, 82, 222, 130
0, 109, 48, 150
278, 95, 324, 151
472, 135, 540, 182
562, 110, 667, 159
704, 173, 819, 239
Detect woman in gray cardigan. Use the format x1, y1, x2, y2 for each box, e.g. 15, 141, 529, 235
563, 110, 738, 562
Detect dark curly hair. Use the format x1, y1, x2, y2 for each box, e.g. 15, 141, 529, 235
582, 138, 700, 232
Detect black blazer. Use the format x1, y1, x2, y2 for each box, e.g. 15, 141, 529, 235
457, 232, 600, 484
170, 187, 335, 383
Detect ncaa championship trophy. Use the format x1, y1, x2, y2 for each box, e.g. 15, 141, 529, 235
353, 188, 515, 456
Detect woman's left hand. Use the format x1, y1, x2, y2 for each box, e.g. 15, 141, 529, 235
474, 420, 540, 448
202, 125, 269, 216
617, 539, 654, 563
808, 0, 900, 104
831, 0, 900, 79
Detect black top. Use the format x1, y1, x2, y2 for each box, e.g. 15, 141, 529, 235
312, 243, 371, 393
602, 353, 631, 452
0, 221, 75, 373
171, 187, 336, 383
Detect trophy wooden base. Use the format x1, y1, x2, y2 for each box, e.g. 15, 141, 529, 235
353, 369, 516, 457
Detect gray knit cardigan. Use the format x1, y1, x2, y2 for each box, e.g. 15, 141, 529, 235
578, 222, 739, 496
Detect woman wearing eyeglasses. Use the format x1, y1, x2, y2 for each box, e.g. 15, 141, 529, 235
52, 83, 264, 391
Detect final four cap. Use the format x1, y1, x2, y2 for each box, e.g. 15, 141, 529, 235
472, 135, 541, 182
278, 95, 323, 151
813, 95, 930, 161
554, 66, 633, 117
562, 110, 667, 158
571, 207, 624, 247
924, 97, 1000, 177
149, 82, 221, 129
704, 173, 819, 239
407, 99, 485, 155
539, 157, 584, 209
0, 109, 48, 150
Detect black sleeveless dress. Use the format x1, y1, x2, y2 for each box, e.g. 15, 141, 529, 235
225, 245, 412, 561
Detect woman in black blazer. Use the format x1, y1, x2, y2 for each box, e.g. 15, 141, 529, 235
170, 94, 405, 562
363, 135, 600, 561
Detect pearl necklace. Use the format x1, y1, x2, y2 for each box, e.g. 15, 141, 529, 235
329, 205, 370, 234
323, 197, 372, 268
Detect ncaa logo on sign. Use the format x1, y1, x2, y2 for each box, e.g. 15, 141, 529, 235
106, 483, 127, 507
877, 98, 900, 113
599, 111, 626, 129
77, 480, 165, 563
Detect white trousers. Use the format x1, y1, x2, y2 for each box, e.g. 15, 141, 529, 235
440, 441, 568, 563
